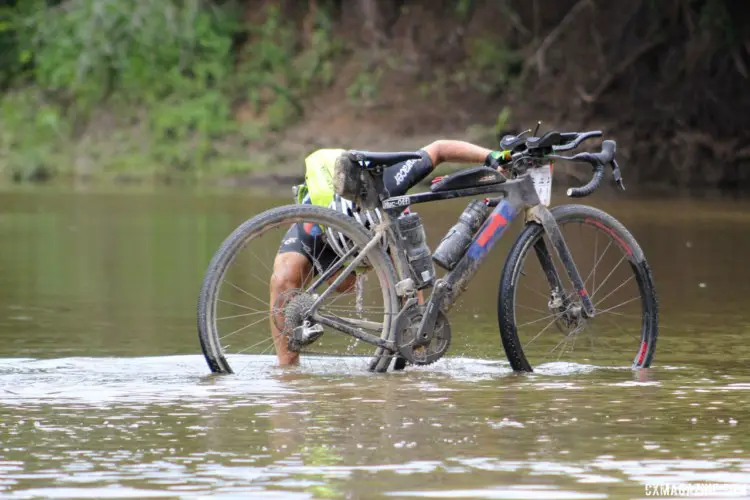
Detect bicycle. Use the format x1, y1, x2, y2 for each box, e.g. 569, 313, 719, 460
197, 127, 658, 374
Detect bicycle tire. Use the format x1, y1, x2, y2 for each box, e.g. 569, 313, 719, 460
197, 204, 400, 374
497, 204, 658, 372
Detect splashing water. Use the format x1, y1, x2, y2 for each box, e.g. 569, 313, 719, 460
355, 272, 368, 316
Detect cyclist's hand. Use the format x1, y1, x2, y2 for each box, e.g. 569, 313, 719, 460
485, 150, 511, 172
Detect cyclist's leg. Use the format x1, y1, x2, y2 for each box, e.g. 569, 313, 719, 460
270, 224, 357, 365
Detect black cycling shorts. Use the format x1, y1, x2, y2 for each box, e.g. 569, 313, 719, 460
277, 149, 434, 274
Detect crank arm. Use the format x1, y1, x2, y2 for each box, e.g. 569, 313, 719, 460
414, 280, 449, 344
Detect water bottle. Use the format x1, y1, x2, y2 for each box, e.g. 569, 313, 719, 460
395, 212, 436, 289
432, 200, 490, 270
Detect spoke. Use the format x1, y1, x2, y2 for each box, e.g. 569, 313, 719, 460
219, 315, 270, 341
552, 330, 577, 359
604, 310, 646, 319
237, 250, 273, 289
302, 236, 323, 288
307, 243, 358, 293
218, 298, 258, 311
231, 335, 275, 355
517, 303, 552, 315
517, 312, 558, 328
585, 239, 612, 293
522, 280, 552, 301
248, 245, 274, 276
600, 313, 642, 344
224, 280, 270, 306
217, 310, 267, 321
591, 254, 626, 300
259, 340, 277, 356
523, 316, 561, 350
585, 326, 618, 351
308, 232, 384, 311
596, 296, 640, 315
594, 274, 635, 308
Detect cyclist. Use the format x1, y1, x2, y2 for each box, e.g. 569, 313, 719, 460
270, 139, 509, 366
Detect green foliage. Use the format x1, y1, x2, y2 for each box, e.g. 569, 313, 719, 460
0, 0, 342, 183
455, 0, 473, 20
0, 88, 68, 181
494, 107, 512, 136
466, 36, 523, 93
347, 67, 382, 105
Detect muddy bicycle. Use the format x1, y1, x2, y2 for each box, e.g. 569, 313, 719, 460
197, 128, 658, 374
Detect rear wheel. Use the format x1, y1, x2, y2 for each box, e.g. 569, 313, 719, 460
197, 204, 400, 374
498, 204, 658, 372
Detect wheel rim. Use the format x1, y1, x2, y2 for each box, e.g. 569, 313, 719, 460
509, 216, 655, 370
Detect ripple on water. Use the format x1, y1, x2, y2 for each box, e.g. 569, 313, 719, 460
0, 354, 748, 499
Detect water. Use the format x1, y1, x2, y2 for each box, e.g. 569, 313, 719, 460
1, 185, 749, 499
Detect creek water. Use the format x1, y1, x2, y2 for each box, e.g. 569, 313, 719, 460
0, 185, 749, 499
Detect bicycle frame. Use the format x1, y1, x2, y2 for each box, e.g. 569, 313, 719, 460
383, 173, 594, 315
312, 171, 597, 351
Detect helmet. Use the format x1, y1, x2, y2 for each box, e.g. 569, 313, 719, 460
326, 194, 384, 259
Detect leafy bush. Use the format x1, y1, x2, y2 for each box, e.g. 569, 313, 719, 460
0, 0, 340, 183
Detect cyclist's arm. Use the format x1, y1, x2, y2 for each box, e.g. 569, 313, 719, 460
421, 140, 494, 168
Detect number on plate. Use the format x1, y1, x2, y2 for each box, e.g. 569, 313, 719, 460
529, 164, 553, 206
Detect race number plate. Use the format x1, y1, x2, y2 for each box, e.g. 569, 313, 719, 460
529, 164, 553, 206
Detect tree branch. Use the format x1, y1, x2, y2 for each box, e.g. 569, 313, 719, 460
577, 35, 666, 103
518, 0, 594, 83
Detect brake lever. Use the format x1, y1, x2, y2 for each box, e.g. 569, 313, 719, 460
612, 159, 626, 191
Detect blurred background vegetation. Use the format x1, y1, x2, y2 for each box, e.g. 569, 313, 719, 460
0, 0, 747, 190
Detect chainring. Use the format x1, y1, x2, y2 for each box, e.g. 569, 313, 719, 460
394, 304, 452, 365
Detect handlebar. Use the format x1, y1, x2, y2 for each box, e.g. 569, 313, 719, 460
501, 128, 625, 198
553, 131, 602, 152
550, 140, 624, 197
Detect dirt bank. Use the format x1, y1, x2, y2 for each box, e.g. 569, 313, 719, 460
236, 0, 749, 192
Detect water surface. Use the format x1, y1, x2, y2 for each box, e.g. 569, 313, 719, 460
1, 186, 749, 499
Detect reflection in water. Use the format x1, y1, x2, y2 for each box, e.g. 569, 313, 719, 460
0, 356, 749, 498
1, 187, 750, 498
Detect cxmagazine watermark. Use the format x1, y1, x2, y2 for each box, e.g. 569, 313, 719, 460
644, 483, 748, 497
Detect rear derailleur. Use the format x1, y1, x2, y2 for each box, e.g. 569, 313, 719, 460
273, 289, 325, 353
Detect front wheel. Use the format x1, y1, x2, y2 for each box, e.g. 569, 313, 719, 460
498, 204, 658, 372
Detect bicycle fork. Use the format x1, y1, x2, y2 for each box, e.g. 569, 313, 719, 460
527, 205, 596, 318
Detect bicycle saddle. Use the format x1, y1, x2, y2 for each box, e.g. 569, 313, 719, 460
348, 150, 423, 168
